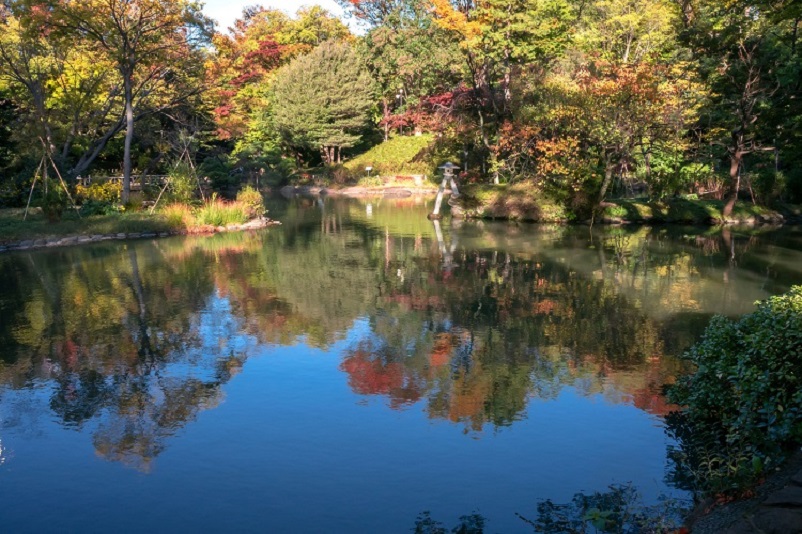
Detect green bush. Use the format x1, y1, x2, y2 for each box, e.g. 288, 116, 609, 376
235, 186, 266, 219
40, 179, 70, 222
668, 286, 802, 494
79, 199, 124, 216
167, 163, 198, 204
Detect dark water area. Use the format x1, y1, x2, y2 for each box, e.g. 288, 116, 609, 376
1, 196, 801, 532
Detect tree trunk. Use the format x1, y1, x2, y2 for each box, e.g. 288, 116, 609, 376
503, 51, 512, 113
723, 150, 742, 218
382, 98, 390, 141
598, 154, 616, 205
122, 70, 134, 205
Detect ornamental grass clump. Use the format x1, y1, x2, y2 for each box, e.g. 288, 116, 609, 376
161, 202, 195, 229
195, 197, 249, 227
668, 286, 802, 495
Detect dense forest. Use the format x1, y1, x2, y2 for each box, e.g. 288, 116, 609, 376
0, 0, 800, 217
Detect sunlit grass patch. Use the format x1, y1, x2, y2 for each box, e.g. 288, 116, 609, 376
194, 199, 249, 227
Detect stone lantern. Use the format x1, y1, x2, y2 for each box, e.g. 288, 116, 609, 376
429, 162, 461, 220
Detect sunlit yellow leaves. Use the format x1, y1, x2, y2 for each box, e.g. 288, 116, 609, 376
575, 0, 680, 63
429, 0, 483, 44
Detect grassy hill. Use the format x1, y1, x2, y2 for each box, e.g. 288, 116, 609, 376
343, 134, 435, 179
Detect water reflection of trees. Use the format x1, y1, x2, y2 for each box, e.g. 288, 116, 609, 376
0, 239, 240, 470
411, 483, 687, 533
1, 201, 800, 465
338, 244, 684, 432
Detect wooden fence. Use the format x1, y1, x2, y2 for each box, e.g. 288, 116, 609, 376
75, 175, 170, 192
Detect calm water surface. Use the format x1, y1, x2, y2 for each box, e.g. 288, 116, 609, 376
1, 196, 801, 532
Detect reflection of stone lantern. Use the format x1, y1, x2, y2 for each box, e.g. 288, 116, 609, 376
429, 161, 461, 220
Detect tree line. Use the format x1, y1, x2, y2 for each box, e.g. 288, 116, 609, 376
0, 0, 800, 215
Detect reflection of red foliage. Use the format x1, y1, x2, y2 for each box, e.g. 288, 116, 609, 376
631, 384, 677, 417
429, 333, 453, 368
340, 349, 422, 408
341, 349, 403, 394
532, 299, 556, 315
59, 338, 80, 369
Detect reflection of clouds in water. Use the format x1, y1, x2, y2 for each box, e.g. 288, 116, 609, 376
0, 438, 5, 466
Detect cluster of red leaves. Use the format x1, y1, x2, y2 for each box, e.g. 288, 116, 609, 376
380, 85, 478, 132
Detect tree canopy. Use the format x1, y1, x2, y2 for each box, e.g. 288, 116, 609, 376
271, 40, 376, 165
0, 0, 800, 211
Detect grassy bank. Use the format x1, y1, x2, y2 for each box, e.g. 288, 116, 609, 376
0, 209, 177, 244
343, 134, 435, 180
0, 187, 268, 246
288, 134, 450, 188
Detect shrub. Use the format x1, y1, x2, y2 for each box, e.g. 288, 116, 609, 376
357, 175, 384, 187
235, 186, 266, 219
76, 181, 121, 204
40, 179, 70, 222
166, 163, 198, 204
200, 156, 236, 191
79, 200, 123, 216
668, 286, 802, 495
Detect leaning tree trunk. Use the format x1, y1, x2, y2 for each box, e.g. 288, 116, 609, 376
598, 153, 616, 205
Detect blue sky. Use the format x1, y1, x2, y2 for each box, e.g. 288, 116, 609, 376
202, 0, 347, 33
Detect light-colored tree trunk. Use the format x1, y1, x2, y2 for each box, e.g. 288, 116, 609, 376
122, 72, 134, 205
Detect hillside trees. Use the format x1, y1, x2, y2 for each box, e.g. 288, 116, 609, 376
0, 0, 800, 207
271, 40, 376, 165
427, 0, 576, 180
361, 14, 463, 139
205, 6, 352, 174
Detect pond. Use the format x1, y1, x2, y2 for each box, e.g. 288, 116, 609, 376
1, 196, 801, 532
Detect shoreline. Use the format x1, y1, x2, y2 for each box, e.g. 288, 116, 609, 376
278, 184, 440, 198
451, 198, 802, 227
278, 184, 802, 227
686, 450, 802, 533
0, 218, 279, 254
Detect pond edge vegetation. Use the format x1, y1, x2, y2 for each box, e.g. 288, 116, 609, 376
667, 286, 802, 500
0, 186, 276, 252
